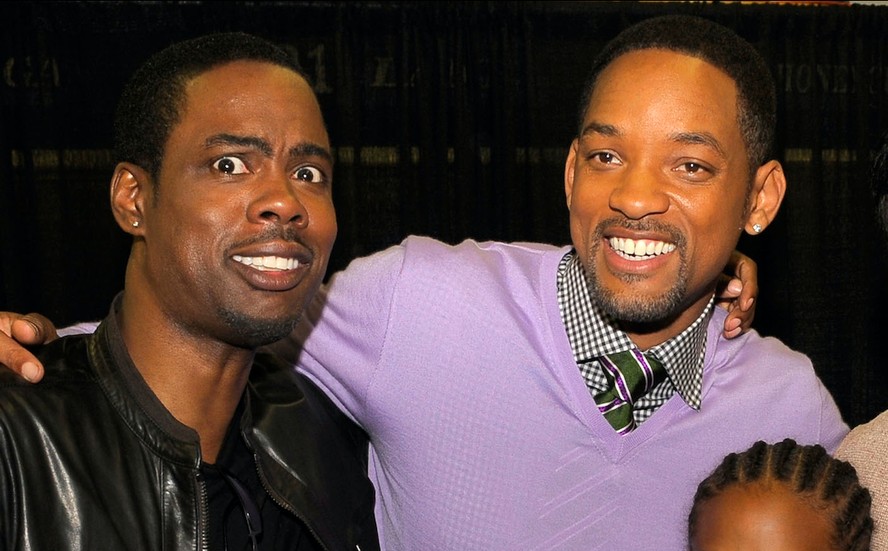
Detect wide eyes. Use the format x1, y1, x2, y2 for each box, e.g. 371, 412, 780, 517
211, 157, 327, 184
295, 166, 324, 183
213, 156, 249, 175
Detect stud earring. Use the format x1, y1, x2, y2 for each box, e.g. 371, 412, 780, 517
132, 220, 140, 228
752, 223, 762, 233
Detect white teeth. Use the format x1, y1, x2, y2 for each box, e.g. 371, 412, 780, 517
608, 237, 675, 260
232, 255, 299, 271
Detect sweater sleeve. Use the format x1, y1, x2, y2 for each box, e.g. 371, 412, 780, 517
58, 321, 100, 337
269, 243, 407, 428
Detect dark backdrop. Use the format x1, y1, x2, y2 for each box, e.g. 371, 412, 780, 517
2, 1, 887, 427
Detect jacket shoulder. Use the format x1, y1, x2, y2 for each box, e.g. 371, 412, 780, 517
0, 334, 94, 388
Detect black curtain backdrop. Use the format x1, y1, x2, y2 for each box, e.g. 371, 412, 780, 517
1, 1, 887, 427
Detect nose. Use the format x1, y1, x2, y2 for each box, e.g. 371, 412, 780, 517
247, 172, 308, 228
608, 166, 669, 220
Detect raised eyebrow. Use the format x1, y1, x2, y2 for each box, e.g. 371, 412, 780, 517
580, 121, 620, 138
205, 134, 273, 156
289, 142, 334, 165
669, 131, 726, 159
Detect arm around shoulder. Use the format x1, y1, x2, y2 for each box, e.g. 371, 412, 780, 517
0, 312, 64, 382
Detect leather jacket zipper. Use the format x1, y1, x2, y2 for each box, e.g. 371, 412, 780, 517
196, 470, 210, 551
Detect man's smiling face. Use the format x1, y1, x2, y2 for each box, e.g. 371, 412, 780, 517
565, 49, 755, 342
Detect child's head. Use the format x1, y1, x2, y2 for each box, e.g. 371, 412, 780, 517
688, 439, 873, 551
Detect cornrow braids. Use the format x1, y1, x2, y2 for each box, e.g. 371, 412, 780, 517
689, 439, 873, 551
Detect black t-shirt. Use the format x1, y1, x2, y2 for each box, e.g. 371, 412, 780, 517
201, 401, 322, 551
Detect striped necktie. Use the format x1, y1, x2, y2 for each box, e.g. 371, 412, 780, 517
594, 349, 667, 435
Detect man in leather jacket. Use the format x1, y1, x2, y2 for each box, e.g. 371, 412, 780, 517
0, 32, 378, 550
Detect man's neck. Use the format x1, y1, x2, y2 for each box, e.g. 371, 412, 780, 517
118, 296, 254, 463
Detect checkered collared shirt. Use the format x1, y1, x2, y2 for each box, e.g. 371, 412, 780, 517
556, 251, 712, 425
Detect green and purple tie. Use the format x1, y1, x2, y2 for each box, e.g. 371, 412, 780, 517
594, 349, 667, 435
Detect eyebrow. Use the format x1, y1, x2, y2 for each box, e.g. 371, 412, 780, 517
206, 134, 273, 156
580, 121, 620, 138
289, 142, 334, 165
204, 133, 333, 164
669, 131, 727, 158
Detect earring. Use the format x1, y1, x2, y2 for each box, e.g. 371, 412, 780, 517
752, 223, 762, 233
132, 220, 140, 228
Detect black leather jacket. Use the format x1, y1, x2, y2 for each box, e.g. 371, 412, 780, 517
0, 310, 379, 551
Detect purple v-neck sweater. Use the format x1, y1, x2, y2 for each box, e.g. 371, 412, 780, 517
286, 236, 848, 550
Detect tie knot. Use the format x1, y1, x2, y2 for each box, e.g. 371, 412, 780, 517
594, 349, 667, 434
600, 349, 666, 399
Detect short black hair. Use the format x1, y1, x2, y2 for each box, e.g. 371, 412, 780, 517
113, 32, 308, 179
576, 15, 776, 172
689, 439, 873, 551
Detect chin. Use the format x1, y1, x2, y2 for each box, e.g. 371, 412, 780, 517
606, 301, 673, 324
219, 309, 302, 348
587, 259, 689, 324
598, 286, 685, 325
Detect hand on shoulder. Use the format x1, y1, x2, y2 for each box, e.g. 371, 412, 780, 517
0, 312, 58, 382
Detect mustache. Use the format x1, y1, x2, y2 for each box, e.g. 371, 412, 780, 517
230, 226, 311, 251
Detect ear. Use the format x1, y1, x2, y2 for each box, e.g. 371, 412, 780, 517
110, 162, 151, 235
564, 138, 579, 210
744, 160, 786, 235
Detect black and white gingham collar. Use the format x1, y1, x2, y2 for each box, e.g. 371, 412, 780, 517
556, 250, 712, 410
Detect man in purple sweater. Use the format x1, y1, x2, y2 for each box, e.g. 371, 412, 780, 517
0, 15, 845, 550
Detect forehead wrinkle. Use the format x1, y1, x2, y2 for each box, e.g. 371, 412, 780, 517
670, 131, 727, 159
205, 133, 273, 156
